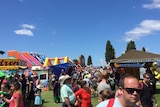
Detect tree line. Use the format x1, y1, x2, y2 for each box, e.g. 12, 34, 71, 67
0, 40, 147, 67
76, 40, 147, 66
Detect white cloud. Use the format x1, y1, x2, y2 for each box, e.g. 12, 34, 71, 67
21, 24, 35, 29
143, 0, 160, 9
124, 19, 160, 42
14, 29, 33, 36
14, 24, 36, 36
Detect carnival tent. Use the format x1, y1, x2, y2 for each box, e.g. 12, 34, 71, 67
55, 62, 75, 68
49, 62, 75, 77
110, 49, 160, 63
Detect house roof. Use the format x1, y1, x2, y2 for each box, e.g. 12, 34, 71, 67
110, 49, 160, 63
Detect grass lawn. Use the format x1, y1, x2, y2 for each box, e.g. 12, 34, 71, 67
24, 85, 160, 107
40, 92, 99, 107
155, 85, 160, 106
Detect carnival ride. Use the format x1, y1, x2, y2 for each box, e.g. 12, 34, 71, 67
8, 50, 45, 67
8, 50, 33, 67
21, 52, 42, 66
30, 52, 45, 64
8, 50, 72, 67
43, 56, 69, 67
4, 50, 75, 91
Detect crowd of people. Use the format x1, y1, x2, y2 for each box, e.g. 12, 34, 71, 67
0, 73, 43, 107
50, 65, 159, 107
0, 63, 159, 107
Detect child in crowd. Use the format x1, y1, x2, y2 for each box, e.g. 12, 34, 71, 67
0, 82, 11, 107
34, 85, 43, 107
98, 90, 115, 103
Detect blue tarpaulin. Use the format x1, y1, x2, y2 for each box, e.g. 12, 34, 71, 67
49, 62, 75, 77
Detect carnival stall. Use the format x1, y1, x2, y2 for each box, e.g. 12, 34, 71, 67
0, 58, 27, 75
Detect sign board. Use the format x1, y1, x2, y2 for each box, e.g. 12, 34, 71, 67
0, 59, 26, 66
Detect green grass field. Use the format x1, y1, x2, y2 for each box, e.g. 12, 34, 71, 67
25, 85, 160, 107
40, 91, 99, 107
155, 85, 160, 106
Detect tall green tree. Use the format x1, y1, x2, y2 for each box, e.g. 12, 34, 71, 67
142, 47, 146, 52
79, 55, 85, 67
87, 55, 93, 66
125, 40, 136, 53
105, 40, 115, 64
72, 59, 78, 65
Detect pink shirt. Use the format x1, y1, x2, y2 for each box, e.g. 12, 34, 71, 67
9, 92, 24, 107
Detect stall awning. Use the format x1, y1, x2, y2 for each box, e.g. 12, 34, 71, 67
115, 63, 143, 68
111, 49, 160, 63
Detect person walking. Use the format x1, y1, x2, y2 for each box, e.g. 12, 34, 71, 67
61, 75, 76, 107
97, 70, 111, 94
26, 77, 35, 107
140, 72, 158, 107
91, 77, 97, 97
53, 78, 61, 103
74, 80, 92, 107
20, 74, 27, 103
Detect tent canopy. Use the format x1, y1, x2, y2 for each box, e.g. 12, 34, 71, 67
49, 62, 75, 77
111, 49, 160, 63
117, 63, 143, 68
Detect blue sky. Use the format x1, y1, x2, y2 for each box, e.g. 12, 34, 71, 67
1, 0, 160, 66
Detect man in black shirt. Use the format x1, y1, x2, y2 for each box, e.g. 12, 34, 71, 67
140, 73, 158, 107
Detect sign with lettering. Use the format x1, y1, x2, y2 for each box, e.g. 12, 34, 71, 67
0, 59, 20, 66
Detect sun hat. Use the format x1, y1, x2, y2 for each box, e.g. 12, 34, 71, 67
31, 74, 37, 78
64, 74, 72, 81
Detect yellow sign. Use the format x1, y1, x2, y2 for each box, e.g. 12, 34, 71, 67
0, 59, 19, 66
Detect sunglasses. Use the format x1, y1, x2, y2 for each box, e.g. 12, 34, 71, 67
123, 88, 141, 94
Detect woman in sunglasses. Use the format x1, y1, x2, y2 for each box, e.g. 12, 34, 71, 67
97, 74, 141, 107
